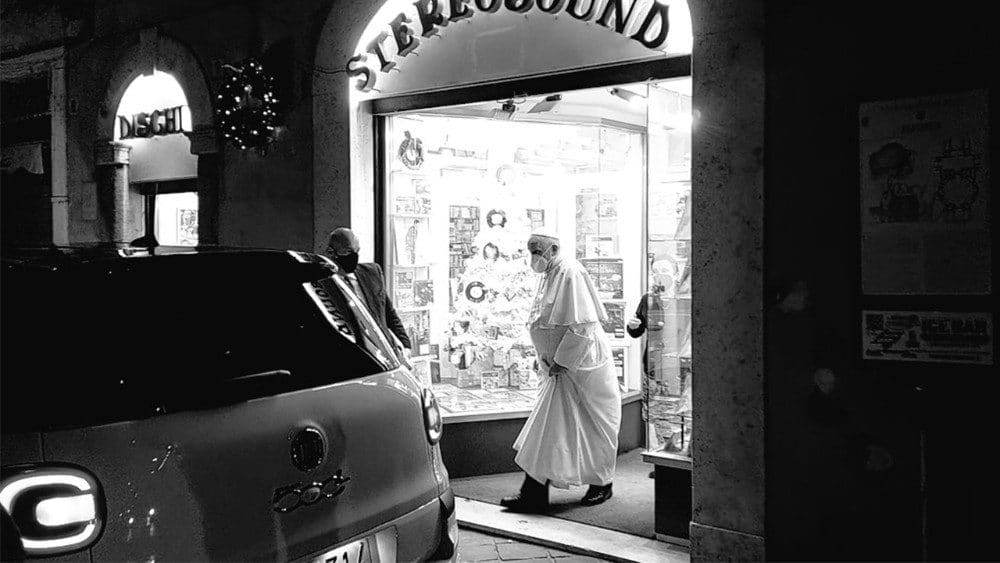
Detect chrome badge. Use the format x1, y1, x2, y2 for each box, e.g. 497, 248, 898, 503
272, 471, 351, 513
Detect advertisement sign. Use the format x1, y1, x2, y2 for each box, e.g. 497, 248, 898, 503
861, 310, 993, 365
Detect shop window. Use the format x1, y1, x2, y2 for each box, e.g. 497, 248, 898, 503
382, 78, 692, 435
135, 181, 198, 246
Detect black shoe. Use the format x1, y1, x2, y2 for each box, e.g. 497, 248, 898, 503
581, 483, 613, 506
500, 474, 549, 513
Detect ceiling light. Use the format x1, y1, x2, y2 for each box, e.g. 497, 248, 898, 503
489, 99, 518, 120
528, 94, 562, 114
610, 87, 646, 104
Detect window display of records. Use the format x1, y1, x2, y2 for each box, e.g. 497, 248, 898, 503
465, 281, 487, 303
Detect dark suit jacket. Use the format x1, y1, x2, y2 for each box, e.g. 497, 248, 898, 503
348, 262, 411, 349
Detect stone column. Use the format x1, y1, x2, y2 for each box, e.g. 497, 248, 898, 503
187, 125, 221, 246
689, 0, 767, 560
94, 141, 132, 243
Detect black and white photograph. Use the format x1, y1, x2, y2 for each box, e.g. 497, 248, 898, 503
1, 1, 996, 562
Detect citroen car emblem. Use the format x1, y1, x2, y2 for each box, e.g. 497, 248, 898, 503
290, 427, 325, 472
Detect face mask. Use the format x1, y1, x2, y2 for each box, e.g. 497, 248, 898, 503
334, 251, 359, 273
530, 247, 551, 273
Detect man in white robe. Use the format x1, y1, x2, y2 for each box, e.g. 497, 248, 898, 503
500, 232, 622, 512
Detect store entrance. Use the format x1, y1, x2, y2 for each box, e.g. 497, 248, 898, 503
379, 77, 692, 539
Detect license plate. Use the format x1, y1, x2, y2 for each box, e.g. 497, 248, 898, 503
312, 538, 371, 563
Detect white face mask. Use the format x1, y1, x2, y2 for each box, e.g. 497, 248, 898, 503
530, 246, 552, 273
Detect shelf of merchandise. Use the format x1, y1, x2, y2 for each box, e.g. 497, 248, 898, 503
398, 305, 433, 312
391, 213, 432, 219
440, 390, 643, 424
394, 264, 431, 268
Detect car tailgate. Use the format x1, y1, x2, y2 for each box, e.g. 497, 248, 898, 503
41, 370, 437, 562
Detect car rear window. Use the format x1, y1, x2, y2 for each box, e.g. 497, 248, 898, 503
1, 257, 400, 432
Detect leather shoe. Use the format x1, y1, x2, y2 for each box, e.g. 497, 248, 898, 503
581, 483, 613, 506
500, 475, 548, 513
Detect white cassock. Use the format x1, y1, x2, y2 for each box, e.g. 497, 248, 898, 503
513, 255, 622, 488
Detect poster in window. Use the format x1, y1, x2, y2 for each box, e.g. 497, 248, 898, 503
601, 302, 626, 338
859, 90, 991, 295
394, 270, 415, 308
400, 310, 431, 355
414, 279, 434, 306
581, 258, 624, 299
526, 208, 545, 231
585, 234, 619, 258
177, 209, 198, 246
861, 310, 993, 365
393, 216, 432, 266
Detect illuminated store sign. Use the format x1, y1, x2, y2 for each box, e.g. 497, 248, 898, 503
118, 106, 186, 139
347, 0, 673, 92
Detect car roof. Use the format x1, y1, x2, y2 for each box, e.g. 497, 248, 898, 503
1, 244, 338, 281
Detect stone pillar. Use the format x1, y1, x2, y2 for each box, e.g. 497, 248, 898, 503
94, 141, 132, 243
187, 125, 221, 246
689, 0, 767, 560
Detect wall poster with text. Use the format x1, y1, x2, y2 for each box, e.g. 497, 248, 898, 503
859, 90, 991, 295
861, 310, 993, 365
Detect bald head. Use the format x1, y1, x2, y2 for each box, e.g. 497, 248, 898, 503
327, 227, 360, 256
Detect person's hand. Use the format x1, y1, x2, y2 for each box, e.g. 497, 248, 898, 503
627, 316, 642, 330
548, 362, 569, 377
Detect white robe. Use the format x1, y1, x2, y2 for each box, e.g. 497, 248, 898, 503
513, 256, 622, 488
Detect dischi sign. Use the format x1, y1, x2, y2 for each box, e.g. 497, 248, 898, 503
347, 0, 673, 92
118, 106, 185, 139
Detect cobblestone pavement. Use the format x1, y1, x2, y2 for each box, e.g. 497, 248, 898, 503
457, 528, 612, 563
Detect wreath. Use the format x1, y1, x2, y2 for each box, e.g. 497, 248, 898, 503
216, 59, 279, 153
398, 131, 424, 169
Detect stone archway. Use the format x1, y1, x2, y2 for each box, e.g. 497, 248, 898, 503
312, 1, 767, 559
94, 28, 219, 243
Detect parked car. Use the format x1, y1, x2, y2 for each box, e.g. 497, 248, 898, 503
0, 245, 457, 562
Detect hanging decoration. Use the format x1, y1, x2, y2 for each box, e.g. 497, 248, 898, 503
215, 59, 279, 153
398, 131, 425, 169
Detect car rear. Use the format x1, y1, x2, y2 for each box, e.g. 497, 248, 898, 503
1, 247, 456, 562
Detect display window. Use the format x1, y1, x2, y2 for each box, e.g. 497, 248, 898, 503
382, 78, 691, 438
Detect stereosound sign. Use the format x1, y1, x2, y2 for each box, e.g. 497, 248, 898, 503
347, 0, 673, 92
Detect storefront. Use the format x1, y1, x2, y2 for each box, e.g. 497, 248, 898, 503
93, 29, 219, 247
113, 70, 199, 245
334, 0, 694, 503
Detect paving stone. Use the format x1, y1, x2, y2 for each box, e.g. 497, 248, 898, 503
460, 529, 503, 547
497, 542, 552, 561
560, 557, 608, 563
547, 547, 574, 558
459, 542, 500, 562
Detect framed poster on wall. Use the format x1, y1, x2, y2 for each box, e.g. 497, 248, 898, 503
861, 310, 993, 365
858, 89, 991, 296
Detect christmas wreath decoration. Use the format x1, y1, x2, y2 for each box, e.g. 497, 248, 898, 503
216, 59, 279, 153
398, 131, 425, 169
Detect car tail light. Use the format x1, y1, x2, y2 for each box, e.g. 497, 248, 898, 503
422, 388, 443, 445
0, 465, 105, 557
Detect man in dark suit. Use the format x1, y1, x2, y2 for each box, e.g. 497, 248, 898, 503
326, 228, 411, 354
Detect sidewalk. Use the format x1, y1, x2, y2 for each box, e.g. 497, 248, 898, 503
456, 498, 689, 563
459, 528, 610, 562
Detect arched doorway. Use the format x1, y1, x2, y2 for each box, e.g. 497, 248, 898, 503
313, 0, 767, 558
95, 30, 218, 245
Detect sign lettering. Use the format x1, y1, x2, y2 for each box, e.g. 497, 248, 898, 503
347, 0, 671, 92
118, 106, 186, 139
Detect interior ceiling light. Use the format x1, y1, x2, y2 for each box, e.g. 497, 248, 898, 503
610, 87, 646, 104
527, 94, 562, 114
490, 99, 519, 120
